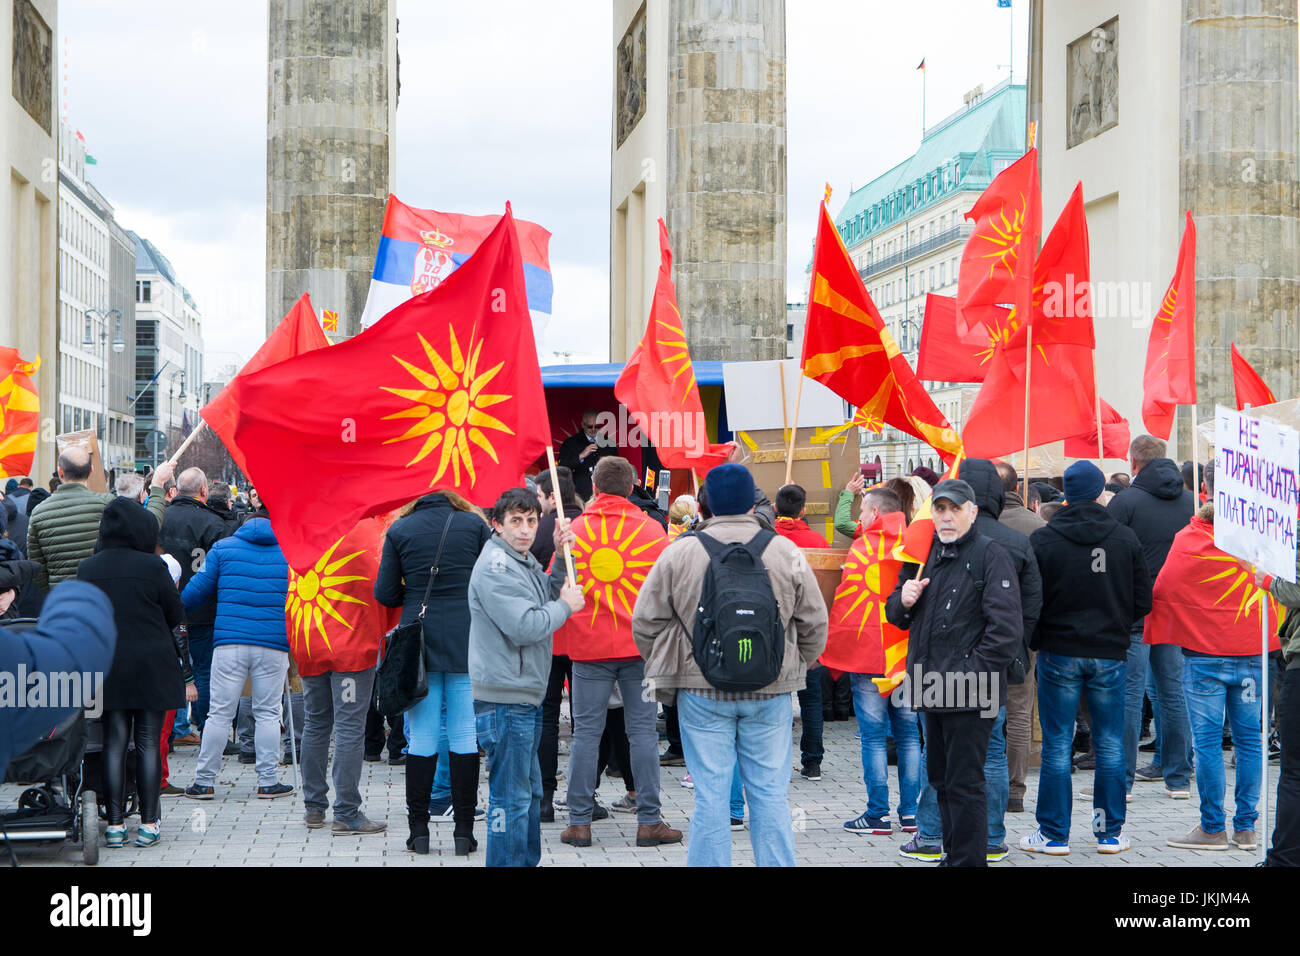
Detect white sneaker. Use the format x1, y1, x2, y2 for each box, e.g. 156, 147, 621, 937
1097, 834, 1130, 854
1019, 828, 1070, 855
680, 773, 694, 790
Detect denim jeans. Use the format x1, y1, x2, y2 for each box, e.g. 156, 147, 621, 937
1123, 624, 1192, 789
238, 691, 302, 756
188, 626, 213, 731
474, 701, 542, 867
1268, 667, 1300, 866
302, 667, 374, 823
195, 644, 289, 788
406, 672, 476, 757
850, 673, 920, 820
730, 761, 745, 820
1037, 652, 1127, 842
796, 666, 825, 767
916, 706, 1007, 845
431, 699, 452, 807
1183, 655, 1263, 834
677, 690, 796, 867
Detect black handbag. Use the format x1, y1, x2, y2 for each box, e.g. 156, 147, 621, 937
373, 517, 452, 718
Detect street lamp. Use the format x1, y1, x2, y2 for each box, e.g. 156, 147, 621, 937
167, 369, 187, 458
83, 308, 124, 471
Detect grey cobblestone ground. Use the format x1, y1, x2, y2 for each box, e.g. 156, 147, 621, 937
3, 709, 1263, 867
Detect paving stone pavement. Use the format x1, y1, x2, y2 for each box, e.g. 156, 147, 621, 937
2, 711, 1264, 867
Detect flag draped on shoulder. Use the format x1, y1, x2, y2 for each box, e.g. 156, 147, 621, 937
802, 199, 963, 464
230, 204, 550, 571
1231, 343, 1277, 411
201, 293, 331, 478
1142, 211, 1197, 440
614, 220, 735, 473
0, 349, 40, 478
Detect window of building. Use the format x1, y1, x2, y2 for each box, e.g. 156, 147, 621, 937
940, 261, 946, 286
930, 266, 935, 288
786, 324, 793, 342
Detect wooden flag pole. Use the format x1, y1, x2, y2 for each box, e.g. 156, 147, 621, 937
166, 419, 207, 467
1022, 323, 1034, 489
1093, 351, 1104, 461
1260, 588, 1271, 865
545, 446, 576, 588
784, 367, 806, 488
1190, 403, 1200, 505
691, 469, 699, 497
778, 361, 790, 449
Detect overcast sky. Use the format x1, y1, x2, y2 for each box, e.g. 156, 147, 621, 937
63, 0, 1028, 370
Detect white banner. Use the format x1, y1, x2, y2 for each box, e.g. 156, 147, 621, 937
1213, 405, 1300, 583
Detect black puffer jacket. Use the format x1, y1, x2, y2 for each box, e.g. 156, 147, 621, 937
1030, 501, 1152, 660
1106, 458, 1194, 578
884, 525, 1023, 713
374, 494, 492, 674
959, 459, 1043, 664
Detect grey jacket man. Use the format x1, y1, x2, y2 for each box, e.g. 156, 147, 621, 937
468, 534, 572, 706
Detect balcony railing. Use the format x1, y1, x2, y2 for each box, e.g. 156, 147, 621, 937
856, 224, 972, 281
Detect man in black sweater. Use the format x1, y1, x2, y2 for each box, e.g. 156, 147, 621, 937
1021, 461, 1151, 857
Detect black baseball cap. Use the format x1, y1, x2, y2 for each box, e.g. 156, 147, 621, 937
930, 478, 976, 507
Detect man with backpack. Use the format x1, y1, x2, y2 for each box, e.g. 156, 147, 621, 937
632, 463, 827, 866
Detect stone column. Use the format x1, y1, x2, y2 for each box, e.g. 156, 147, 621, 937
1180, 0, 1299, 453
666, 0, 787, 361
267, 0, 395, 339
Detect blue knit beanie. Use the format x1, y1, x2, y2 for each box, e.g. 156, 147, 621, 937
704, 464, 755, 516
1063, 460, 1105, 504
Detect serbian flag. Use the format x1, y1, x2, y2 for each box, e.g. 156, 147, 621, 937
359, 194, 553, 342
0, 349, 40, 478
802, 199, 963, 464
1231, 344, 1277, 411
614, 220, 735, 473
1145, 516, 1282, 656
1064, 399, 1130, 460
201, 293, 331, 478
955, 148, 1041, 338
231, 204, 550, 571
1141, 212, 1197, 440
819, 511, 908, 693
286, 514, 401, 677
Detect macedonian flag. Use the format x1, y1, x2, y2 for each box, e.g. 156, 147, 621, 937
801, 199, 963, 465
286, 515, 400, 677
820, 511, 908, 693
0, 349, 40, 479
552, 491, 667, 662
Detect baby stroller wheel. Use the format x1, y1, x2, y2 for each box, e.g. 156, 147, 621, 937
18, 787, 52, 811
81, 790, 98, 865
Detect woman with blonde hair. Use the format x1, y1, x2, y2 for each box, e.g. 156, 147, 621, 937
375, 487, 490, 855
667, 494, 699, 539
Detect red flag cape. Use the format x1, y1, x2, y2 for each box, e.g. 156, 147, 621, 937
1231, 343, 1277, 411
1064, 399, 1130, 460
230, 204, 550, 571
820, 511, 907, 678
1145, 516, 1282, 656
614, 220, 734, 473
1142, 211, 1197, 439
201, 293, 331, 477
0, 349, 40, 478
801, 200, 962, 464
286, 514, 401, 677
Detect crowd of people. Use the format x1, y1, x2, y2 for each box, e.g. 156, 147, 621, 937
1, 431, 1296, 867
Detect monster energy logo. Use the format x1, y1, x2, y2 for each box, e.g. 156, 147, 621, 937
737, 638, 753, 663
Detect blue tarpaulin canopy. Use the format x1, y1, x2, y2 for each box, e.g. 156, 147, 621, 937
539, 361, 727, 388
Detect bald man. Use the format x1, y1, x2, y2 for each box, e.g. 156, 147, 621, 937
27, 448, 174, 593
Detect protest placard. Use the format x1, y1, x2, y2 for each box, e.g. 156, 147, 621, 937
1213, 405, 1300, 583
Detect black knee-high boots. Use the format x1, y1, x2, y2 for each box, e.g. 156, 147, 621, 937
405, 754, 437, 854
449, 751, 480, 856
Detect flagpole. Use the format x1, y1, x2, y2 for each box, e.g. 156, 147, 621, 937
784, 368, 806, 488
779, 361, 791, 451
1190, 403, 1200, 505
1022, 323, 1033, 489
166, 418, 207, 467
1261, 591, 1271, 865
545, 446, 576, 588
1093, 351, 1104, 461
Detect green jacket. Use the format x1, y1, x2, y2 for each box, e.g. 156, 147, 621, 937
834, 489, 858, 540
1270, 550, 1300, 667
27, 483, 166, 592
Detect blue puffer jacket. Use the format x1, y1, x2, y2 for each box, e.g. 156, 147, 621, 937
181, 517, 289, 652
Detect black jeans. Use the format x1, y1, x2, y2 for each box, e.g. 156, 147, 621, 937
365, 700, 406, 757
923, 710, 994, 867
538, 653, 572, 795
1269, 666, 1300, 866
102, 709, 164, 826
797, 666, 825, 767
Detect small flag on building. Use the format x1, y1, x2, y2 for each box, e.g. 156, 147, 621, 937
916, 58, 926, 71
322, 309, 339, 333
998, 0, 1012, 8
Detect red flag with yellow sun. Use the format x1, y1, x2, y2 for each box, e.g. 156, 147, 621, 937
285, 514, 401, 677
0, 349, 40, 478
552, 492, 667, 661
820, 511, 908, 694
230, 204, 550, 571
1145, 515, 1283, 656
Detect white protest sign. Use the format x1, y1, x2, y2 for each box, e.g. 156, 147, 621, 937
1213, 405, 1299, 583
721, 360, 850, 431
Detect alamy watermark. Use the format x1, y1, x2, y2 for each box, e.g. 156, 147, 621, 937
592, 405, 709, 456
0, 668, 105, 719
890, 665, 1000, 718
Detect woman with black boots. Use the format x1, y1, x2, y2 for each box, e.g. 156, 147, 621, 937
375, 489, 491, 855
78, 496, 187, 848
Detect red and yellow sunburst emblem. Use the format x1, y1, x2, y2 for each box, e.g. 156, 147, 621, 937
831, 533, 898, 639
654, 304, 697, 405
1194, 552, 1281, 625
286, 536, 371, 657
1149, 286, 1178, 375
976, 196, 1027, 279
571, 512, 661, 629
381, 325, 513, 487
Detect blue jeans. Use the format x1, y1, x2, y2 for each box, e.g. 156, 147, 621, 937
1184, 655, 1263, 834
730, 761, 745, 820
797, 666, 824, 767
406, 672, 475, 757
1037, 652, 1127, 842
850, 673, 920, 819
1123, 627, 1192, 788
677, 690, 796, 867
189, 629, 213, 730
474, 701, 542, 868
431, 698, 451, 808
916, 706, 1007, 844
